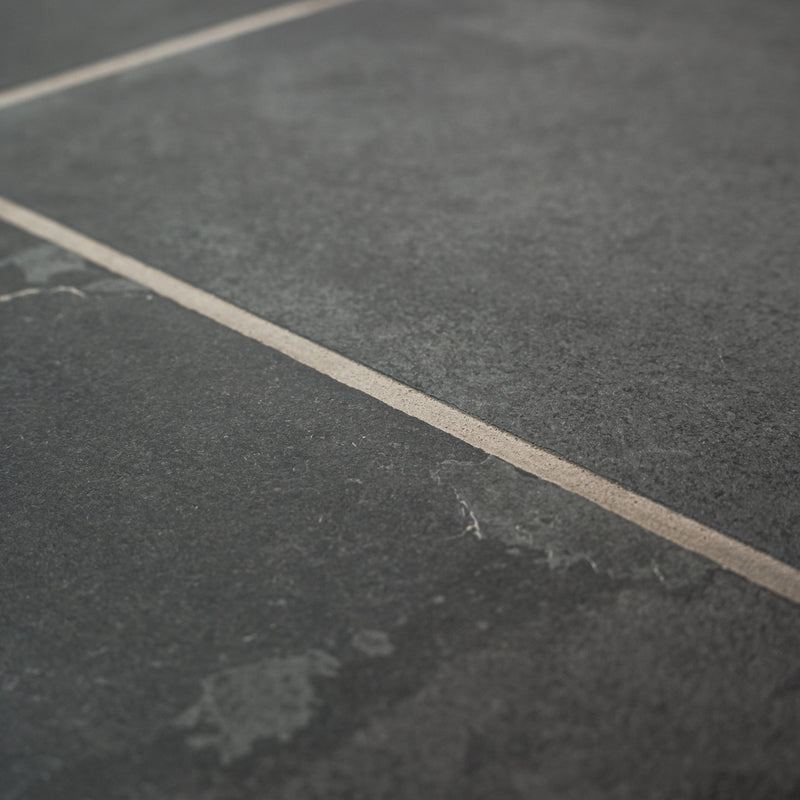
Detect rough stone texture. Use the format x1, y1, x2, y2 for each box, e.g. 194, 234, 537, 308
2, 231, 799, 800
2, 0, 799, 797
0, 0, 797, 565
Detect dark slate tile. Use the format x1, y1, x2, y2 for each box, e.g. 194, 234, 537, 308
0, 0, 797, 566
2, 229, 799, 800
0, 0, 285, 90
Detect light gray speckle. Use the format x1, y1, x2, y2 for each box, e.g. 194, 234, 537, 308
175, 650, 339, 764
352, 629, 394, 658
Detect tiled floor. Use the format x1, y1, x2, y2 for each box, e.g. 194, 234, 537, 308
2, 1, 799, 798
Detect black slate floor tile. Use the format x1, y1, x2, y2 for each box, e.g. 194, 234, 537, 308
3, 230, 799, 800
0, 0, 797, 565
3, 1, 800, 797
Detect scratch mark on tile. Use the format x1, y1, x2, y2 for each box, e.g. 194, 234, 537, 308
434, 456, 712, 587
455, 491, 483, 540
0, 286, 86, 303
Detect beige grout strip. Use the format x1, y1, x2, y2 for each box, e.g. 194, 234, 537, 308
0, 0, 362, 112
1, 193, 799, 606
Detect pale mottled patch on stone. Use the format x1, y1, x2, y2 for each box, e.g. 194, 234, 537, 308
0, 243, 144, 294
2, 243, 86, 283
352, 629, 394, 658
175, 651, 339, 764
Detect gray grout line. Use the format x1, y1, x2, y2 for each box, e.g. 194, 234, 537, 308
0, 0, 362, 112
2, 194, 799, 605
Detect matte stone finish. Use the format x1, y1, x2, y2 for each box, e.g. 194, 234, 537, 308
3, 231, 799, 799
0, 0, 797, 567
0, 0, 285, 90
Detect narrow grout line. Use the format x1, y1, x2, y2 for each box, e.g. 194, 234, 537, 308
1, 193, 798, 605
0, 0, 362, 112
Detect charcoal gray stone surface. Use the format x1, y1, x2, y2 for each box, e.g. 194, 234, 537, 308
3, 1, 800, 797
3, 231, 799, 799
0, 0, 285, 90
0, 0, 797, 566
